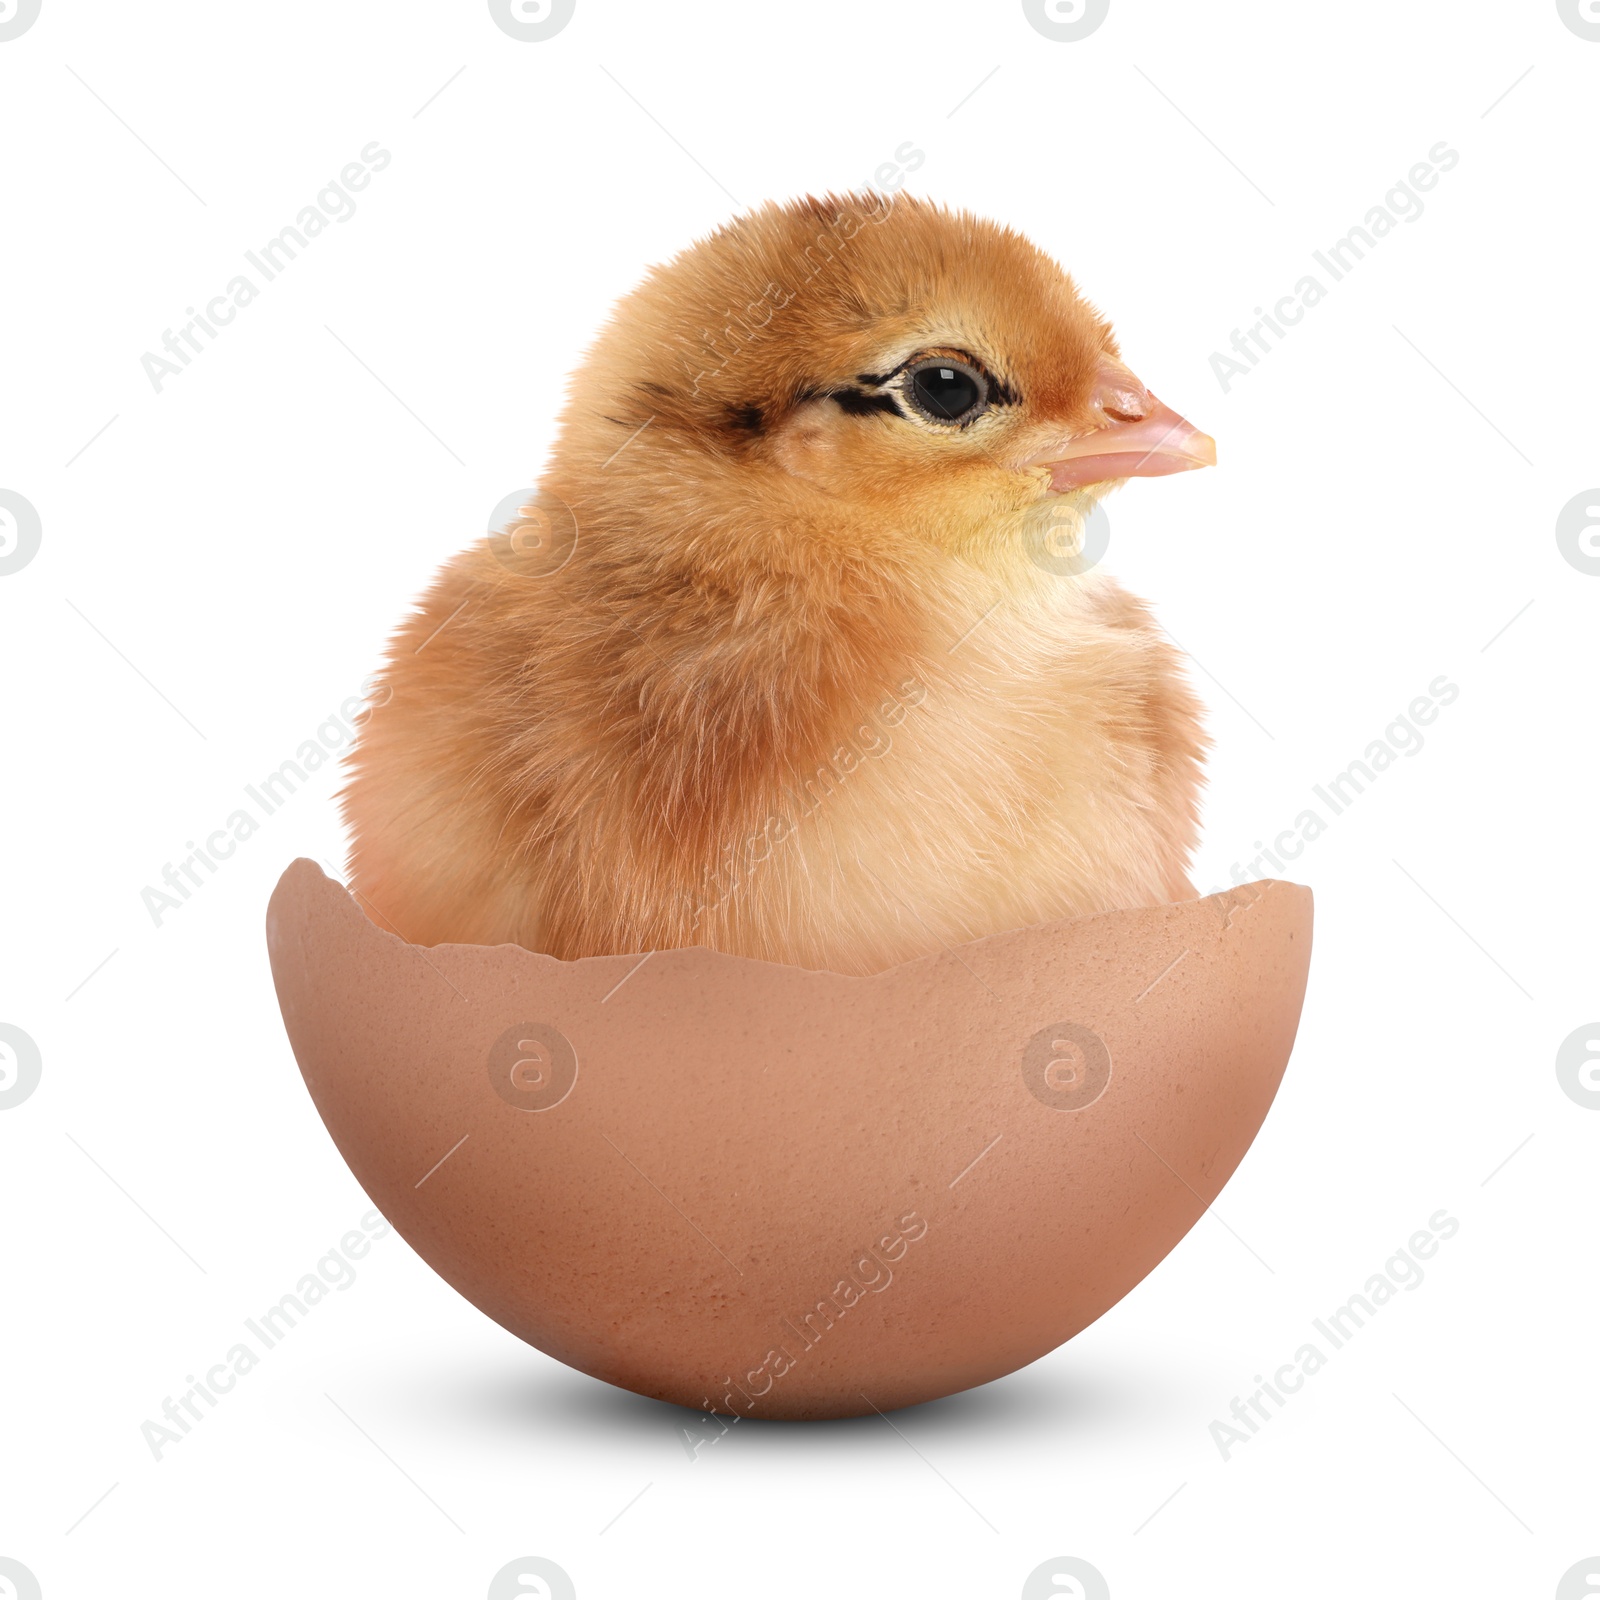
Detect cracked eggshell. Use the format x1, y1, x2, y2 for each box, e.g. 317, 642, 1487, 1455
267, 859, 1311, 1421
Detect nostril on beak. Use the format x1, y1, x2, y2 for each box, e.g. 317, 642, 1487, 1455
1095, 373, 1151, 427
1027, 361, 1215, 489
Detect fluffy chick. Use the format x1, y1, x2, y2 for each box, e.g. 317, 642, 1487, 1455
341, 194, 1213, 975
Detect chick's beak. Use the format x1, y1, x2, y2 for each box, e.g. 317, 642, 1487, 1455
1028, 363, 1216, 492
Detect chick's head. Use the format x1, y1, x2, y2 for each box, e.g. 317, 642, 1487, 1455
552, 193, 1213, 575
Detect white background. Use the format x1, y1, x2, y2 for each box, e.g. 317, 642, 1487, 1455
2, 1, 1597, 1596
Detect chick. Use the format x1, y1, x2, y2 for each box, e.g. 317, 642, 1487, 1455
341, 194, 1213, 976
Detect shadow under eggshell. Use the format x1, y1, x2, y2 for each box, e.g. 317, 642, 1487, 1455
266, 860, 1311, 1421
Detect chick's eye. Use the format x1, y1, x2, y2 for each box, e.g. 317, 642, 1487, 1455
905, 357, 988, 425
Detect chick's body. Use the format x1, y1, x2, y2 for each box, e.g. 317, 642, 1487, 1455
343, 195, 1210, 975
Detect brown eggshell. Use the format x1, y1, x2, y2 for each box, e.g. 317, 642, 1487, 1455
267, 860, 1311, 1420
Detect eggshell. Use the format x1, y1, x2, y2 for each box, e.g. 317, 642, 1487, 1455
267, 860, 1311, 1420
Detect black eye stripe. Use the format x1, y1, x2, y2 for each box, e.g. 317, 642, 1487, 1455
813, 354, 1017, 425
828, 388, 906, 419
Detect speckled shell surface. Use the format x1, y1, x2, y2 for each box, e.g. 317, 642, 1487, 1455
267, 859, 1311, 1420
